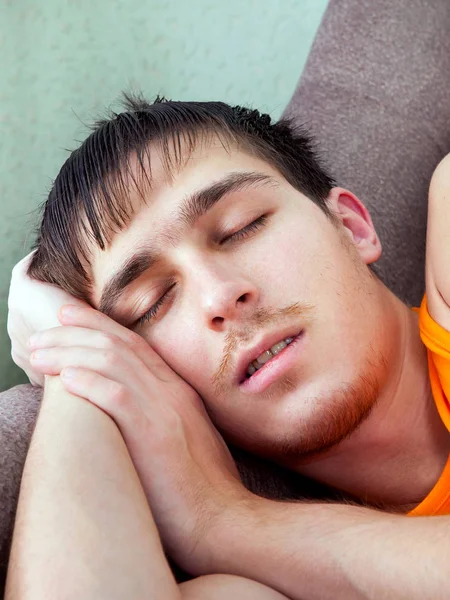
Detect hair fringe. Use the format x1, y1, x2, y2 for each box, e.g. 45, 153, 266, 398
28, 92, 336, 301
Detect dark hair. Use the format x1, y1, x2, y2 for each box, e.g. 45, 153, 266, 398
28, 93, 338, 299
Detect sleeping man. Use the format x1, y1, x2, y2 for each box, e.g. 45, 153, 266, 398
5, 95, 450, 599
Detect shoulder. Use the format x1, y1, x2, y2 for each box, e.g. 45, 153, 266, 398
426, 153, 450, 331
429, 153, 450, 195
425, 286, 450, 334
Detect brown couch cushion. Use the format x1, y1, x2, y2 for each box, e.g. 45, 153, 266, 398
282, 0, 450, 308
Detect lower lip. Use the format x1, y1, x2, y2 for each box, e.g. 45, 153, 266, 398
239, 331, 305, 395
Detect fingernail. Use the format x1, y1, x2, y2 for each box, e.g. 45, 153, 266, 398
61, 367, 77, 380
31, 349, 48, 361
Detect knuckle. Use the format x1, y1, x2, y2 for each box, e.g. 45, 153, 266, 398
102, 350, 120, 369
124, 330, 143, 349
109, 383, 129, 408
11, 350, 24, 369
101, 333, 121, 351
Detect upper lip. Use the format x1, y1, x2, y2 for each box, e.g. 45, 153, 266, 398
235, 325, 303, 384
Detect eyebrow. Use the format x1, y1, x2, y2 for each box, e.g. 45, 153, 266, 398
98, 171, 277, 319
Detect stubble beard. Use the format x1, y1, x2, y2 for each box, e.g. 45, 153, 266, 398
255, 344, 388, 467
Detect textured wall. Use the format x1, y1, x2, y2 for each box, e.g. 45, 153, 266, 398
0, 0, 328, 391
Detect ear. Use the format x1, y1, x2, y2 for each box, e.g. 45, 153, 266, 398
326, 187, 382, 265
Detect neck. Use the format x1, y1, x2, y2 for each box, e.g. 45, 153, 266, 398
296, 290, 450, 512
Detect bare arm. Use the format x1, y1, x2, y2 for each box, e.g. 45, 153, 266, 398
425, 153, 450, 328
5, 376, 181, 600
212, 498, 450, 600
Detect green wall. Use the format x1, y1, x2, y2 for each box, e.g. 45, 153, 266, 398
0, 0, 328, 391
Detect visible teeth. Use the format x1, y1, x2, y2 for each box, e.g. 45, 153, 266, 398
270, 340, 287, 355
256, 350, 273, 365
246, 335, 296, 377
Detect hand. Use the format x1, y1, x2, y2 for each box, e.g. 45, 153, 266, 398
7, 251, 88, 386
28, 305, 250, 574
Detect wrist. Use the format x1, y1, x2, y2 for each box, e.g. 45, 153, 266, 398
206, 494, 329, 586
41, 374, 114, 430
205, 491, 275, 574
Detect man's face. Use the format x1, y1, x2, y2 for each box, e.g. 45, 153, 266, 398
90, 139, 387, 467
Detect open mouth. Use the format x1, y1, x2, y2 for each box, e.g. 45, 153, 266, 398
245, 335, 297, 379
239, 329, 304, 385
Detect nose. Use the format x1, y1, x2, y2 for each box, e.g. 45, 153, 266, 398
196, 265, 259, 330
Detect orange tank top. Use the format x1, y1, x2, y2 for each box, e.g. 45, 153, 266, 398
408, 293, 450, 516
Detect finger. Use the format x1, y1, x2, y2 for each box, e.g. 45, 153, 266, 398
11, 349, 44, 387
60, 367, 142, 433
58, 305, 172, 376
29, 326, 122, 351
29, 325, 172, 386
30, 345, 146, 390
30, 322, 177, 388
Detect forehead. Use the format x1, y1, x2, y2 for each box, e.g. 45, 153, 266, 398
89, 139, 287, 302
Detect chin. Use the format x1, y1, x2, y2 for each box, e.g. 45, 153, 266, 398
236, 369, 381, 465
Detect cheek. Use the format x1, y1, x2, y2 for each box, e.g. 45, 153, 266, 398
148, 328, 212, 390
263, 220, 376, 368
255, 224, 321, 298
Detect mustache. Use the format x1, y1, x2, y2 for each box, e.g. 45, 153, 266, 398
212, 301, 315, 396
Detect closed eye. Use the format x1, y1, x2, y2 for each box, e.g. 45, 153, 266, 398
133, 282, 176, 328
133, 215, 269, 328
220, 214, 268, 244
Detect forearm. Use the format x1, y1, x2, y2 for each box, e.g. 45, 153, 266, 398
426, 152, 450, 303
214, 498, 449, 600
5, 376, 180, 600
